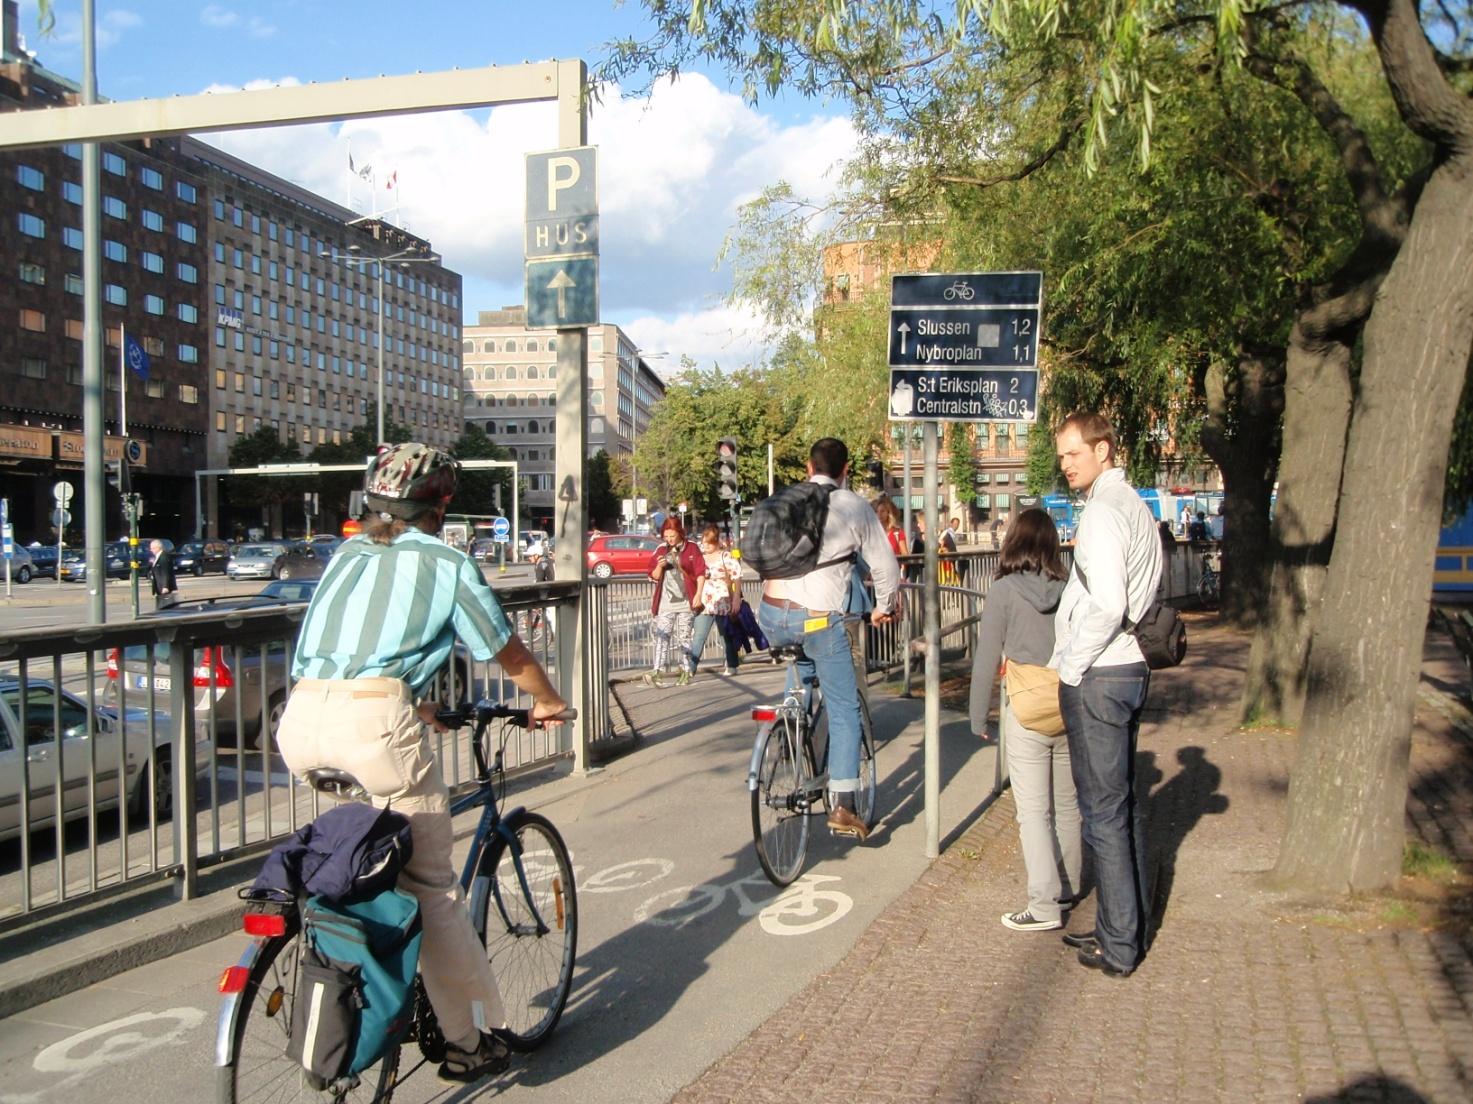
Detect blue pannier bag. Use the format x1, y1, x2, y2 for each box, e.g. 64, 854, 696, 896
286, 886, 423, 1087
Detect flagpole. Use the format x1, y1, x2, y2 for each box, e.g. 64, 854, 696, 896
119, 322, 127, 437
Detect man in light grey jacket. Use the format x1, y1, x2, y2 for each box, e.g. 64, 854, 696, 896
1051, 412, 1162, 978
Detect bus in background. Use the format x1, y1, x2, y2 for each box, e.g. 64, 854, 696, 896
1435, 510, 1473, 594
1043, 493, 1078, 543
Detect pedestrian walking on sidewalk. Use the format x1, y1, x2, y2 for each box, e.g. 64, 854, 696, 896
689, 524, 742, 676
644, 516, 705, 688
148, 539, 177, 610
1051, 412, 1163, 978
969, 508, 1077, 933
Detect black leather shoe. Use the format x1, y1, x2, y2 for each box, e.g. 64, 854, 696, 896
1062, 931, 1099, 951
1077, 945, 1133, 978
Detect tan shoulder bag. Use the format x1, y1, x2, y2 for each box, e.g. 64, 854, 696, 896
1003, 660, 1066, 737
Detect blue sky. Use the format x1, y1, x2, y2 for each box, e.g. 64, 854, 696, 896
16, 1, 857, 373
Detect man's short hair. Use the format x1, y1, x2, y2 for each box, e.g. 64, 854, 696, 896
1056, 411, 1117, 462
810, 437, 849, 478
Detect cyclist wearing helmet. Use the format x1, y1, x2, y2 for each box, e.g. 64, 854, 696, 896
276, 442, 568, 1084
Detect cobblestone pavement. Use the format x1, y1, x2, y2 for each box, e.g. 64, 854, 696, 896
674, 614, 1473, 1103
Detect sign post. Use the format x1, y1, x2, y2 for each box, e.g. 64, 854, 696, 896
2, 498, 10, 598
491, 515, 511, 575
888, 270, 1045, 860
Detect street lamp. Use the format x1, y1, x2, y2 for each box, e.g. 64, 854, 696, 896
319, 243, 439, 445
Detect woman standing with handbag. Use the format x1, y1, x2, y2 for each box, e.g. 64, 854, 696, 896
968, 508, 1080, 932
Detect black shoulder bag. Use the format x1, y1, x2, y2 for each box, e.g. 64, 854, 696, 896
1074, 561, 1186, 670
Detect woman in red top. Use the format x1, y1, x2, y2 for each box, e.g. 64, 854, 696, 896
643, 517, 706, 687
875, 498, 908, 558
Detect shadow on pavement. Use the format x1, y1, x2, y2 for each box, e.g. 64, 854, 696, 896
1144, 745, 1229, 939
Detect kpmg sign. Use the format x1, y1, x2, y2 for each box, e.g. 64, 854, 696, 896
888, 271, 1043, 423
524, 146, 599, 328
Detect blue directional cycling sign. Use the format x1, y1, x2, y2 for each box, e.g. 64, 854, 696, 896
888, 271, 1043, 423
491, 516, 511, 543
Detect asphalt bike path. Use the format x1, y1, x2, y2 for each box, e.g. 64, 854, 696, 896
0, 663, 996, 1104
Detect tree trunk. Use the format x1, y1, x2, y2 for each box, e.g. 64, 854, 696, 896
1239, 332, 1353, 725
1199, 351, 1284, 628
1274, 155, 1473, 893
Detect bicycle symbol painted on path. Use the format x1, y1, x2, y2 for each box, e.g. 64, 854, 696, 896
942, 280, 975, 301
1, 1008, 206, 1104
634, 871, 853, 936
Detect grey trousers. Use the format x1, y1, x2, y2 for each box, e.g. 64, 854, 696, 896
1002, 690, 1082, 922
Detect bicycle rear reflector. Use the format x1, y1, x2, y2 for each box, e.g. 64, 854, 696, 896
751, 708, 778, 722
243, 912, 287, 937
218, 966, 251, 993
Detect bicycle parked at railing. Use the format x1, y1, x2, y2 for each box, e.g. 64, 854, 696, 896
215, 700, 579, 1104
748, 641, 877, 886
1198, 550, 1221, 606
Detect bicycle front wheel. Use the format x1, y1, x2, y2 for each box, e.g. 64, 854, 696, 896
217, 933, 400, 1104
480, 812, 578, 1051
751, 717, 811, 886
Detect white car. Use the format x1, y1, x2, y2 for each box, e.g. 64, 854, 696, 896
0, 677, 211, 841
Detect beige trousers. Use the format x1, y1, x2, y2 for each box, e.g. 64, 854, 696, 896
277, 677, 504, 1050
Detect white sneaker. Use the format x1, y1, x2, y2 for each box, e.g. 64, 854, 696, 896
1000, 909, 1062, 932
721, 666, 736, 676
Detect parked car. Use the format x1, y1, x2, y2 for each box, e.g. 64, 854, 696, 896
0, 676, 209, 841
107, 579, 469, 750
59, 540, 134, 582
276, 542, 328, 581
3, 546, 35, 584
469, 538, 500, 562
225, 541, 295, 580
585, 534, 663, 579
25, 545, 58, 579
175, 540, 230, 576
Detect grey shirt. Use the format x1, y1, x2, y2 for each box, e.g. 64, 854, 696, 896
968, 571, 1066, 736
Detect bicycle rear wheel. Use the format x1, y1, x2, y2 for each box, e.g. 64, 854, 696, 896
479, 812, 578, 1051
751, 716, 811, 886
217, 933, 400, 1104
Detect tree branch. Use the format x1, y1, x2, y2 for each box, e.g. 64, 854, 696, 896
934, 119, 1082, 188
1348, 0, 1473, 150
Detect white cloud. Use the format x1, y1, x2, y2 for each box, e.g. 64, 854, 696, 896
199, 5, 238, 29
618, 302, 776, 376
194, 72, 858, 371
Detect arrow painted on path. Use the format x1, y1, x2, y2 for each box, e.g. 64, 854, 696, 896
896, 322, 910, 355
547, 269, 576, 319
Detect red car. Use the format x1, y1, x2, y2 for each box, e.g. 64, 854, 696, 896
586, 534, 663, 579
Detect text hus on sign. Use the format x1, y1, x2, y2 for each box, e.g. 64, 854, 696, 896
888, 271, 1044, 423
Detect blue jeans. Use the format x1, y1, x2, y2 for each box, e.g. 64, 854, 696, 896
1059, 663, 1150, 970
757, 603, 862, 791
689, 613, 739, 672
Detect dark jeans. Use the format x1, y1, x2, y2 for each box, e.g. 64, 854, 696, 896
1059, 663, 1150, 971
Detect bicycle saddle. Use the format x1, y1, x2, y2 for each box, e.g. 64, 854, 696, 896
769, 645, 808, 663
303, 767, 369, 801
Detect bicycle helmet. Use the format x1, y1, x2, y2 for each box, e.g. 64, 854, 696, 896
364, 442, 459, 519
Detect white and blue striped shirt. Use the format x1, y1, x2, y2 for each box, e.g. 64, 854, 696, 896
291, 531, 514, 693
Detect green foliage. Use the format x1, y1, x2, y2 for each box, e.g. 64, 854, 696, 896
585, 450, 622, 530
1025, 430, 1064, 495
1444, 371, 1473, 521
448, 424, 515, 517
1402, 840, 1460, 885
305, 419, 415, 518
227, 428, 305, 509
947, 423, 977, 506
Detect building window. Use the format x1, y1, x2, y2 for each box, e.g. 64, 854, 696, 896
103, 152, 126, 176
19, 308, 45, 332
20, 357, 46, 379
177, 221, 197, 243
144, 294, 164, 315
235, 414, 245, 433
177, 262, 198, 283
215, 411, 226, 432
526, 366, 539, 380
505, 365, 519, 380
176, 181, 197, 203
17, 164, 43, 190
139, 166, 163, 190
178, 303, 198, 324
505, 339, 518, 353
18, 212, 44, 238
104, 284, 127, 306
177, 344, 198, 364
62, 180, 82, 205
64, 318, 82, 340
142, 250, 164, 273
180, 384, 200, 404
103, 196, 127, 220
145, 379, 164, 398
142, 208, 163, 231
104, 240, 127, 263
19, 261, 45, 285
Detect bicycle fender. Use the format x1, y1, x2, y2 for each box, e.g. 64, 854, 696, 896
214, 937, 272, 1067
747, 723, 775, 791
495, 805, 529, 847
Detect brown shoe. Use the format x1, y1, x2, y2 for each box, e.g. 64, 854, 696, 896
826, 805, 870, 841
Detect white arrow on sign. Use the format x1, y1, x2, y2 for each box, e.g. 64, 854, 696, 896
896, 322, 911, 355
547, 269, 576, 319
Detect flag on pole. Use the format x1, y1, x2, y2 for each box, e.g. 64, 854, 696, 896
348, 150, 372, 181
385, 171, 397, 190
123, 331, 150, 381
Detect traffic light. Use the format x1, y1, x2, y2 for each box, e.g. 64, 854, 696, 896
716, 438, 739, 502
106, 459, 131, 496
866, 458, 885, 490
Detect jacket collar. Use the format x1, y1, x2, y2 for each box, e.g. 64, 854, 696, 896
1086, 466, 1126, 501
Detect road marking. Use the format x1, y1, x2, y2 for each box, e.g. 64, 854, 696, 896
580, 858, 675, 893
634, 871, 852, 936
0, 1008, 206, 1103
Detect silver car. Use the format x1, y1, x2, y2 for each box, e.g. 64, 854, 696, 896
0, 677, 211, 842
226, 541, 293, 580
3, 546, 34, 584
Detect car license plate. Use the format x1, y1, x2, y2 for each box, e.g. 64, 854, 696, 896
132, 674, 171, 693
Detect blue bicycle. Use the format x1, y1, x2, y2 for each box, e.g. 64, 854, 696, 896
216, 700, 579, 1103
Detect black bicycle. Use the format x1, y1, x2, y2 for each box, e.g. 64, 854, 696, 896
216, 700, 579, 1103
748, 641, 878, 886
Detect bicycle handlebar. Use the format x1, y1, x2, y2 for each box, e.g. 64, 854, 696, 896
434, 701, 578, 730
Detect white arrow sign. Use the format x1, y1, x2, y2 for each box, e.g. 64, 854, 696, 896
547, 269, 576, 319
896, 322, 910, 355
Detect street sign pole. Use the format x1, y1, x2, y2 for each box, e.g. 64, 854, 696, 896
922, 421, 942, 860
2, 498, 10, 599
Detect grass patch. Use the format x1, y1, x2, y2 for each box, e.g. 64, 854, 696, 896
1403, 840, 1460, 885
1380, 900, 1421, 925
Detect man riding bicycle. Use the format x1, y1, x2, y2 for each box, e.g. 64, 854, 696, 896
756, 437, 899, 841
276, 442, 568, 1084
